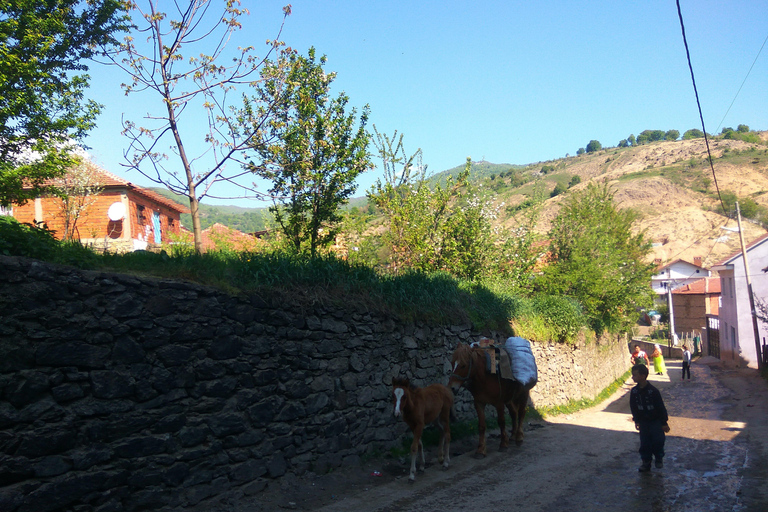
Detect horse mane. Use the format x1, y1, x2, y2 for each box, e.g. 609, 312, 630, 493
392, 376, 418, 391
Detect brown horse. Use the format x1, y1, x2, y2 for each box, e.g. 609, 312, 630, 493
448, 342, 531, 457
391, 377, 453, 482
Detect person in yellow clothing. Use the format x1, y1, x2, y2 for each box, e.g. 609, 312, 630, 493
651, 344, 667, 375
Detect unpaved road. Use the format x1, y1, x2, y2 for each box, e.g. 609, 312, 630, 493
216, 358, 768, 512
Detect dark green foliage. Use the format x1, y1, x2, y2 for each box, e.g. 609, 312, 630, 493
550, 182, 567, 197
585, 140, 602, 153
0, 0, 128, 207
683, 129, 705, 140
0, 216, 97, 266
628, 134, 636, 146
636, 130, 665, 145
576, 148, 585, 155
531, 295, 584, 343
541, 165, 555, 174
537, 183, 655, 334
568, 175, 581, 188
665, 130, 680, 141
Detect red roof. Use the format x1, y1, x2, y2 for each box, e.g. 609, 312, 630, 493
672, 277, 721, 295
88, 168, 190, 214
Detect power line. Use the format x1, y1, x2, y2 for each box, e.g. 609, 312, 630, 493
675, 1, 727, 216
715, 33, 768, 134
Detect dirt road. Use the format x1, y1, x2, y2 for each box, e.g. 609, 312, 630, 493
221, 357, 768, 512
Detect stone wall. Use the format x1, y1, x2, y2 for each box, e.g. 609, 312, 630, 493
0, 256, 630, 511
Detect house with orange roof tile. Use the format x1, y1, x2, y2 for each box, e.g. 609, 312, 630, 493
8, 163, 189, 253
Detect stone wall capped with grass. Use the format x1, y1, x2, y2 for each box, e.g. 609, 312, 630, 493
0, 255, 628, 512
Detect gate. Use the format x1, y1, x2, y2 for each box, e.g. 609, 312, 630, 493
706, 314, 720, 359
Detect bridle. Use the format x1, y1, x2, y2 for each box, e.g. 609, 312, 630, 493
450, 351, 473, 384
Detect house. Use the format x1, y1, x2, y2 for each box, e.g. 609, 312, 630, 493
186, 223, 262, 253
10, 163, 189, 253
710, 233, 768, 368
670, 277, 721, 353
651, 257, 710, 295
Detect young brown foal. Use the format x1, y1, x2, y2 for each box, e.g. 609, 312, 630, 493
391, 377, 454, 482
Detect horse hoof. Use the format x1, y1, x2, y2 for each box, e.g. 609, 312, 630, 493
472, 452, 486, 460
408, 478, 415, 484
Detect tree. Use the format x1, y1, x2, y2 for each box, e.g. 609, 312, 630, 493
537, 183, 655, 334
628, 134, 636, 146
107, 1, 292, 253
585, 140, 602, 153
247, 48, 372, 256
737, 124, 750, 133
576, 147, 585, 155
636, 130, 665, 145
665, 130, 680, 141
0, 0, 127, 207
682, 129, 705, 140
51, 160, 104, 240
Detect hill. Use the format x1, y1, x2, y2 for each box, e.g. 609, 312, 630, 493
150, 131, 768, 266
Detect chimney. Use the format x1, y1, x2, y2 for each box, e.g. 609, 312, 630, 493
654, 258, 662, 266
694, 256, 702, 267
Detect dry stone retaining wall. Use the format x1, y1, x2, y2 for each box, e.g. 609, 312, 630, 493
0, 255, 629, 511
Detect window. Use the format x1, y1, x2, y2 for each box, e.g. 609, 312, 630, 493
136, 205, 146, 225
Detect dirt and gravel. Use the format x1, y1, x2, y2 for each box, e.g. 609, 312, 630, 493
209, 356, 768, 512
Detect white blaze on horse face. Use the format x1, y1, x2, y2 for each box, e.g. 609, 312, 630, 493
393, 387, 404, 417
452, 361, 459, 372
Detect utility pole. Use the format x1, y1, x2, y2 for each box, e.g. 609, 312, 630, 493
666, 281, 677, 358
735, 202, 764, 370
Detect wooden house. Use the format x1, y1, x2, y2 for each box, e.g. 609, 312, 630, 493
10, 163, 189, 253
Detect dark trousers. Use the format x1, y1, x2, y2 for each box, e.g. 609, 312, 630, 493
638, 421, 666, 462
682, 361, 691, 379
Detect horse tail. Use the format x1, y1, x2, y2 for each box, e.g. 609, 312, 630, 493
450, 404, 458, 423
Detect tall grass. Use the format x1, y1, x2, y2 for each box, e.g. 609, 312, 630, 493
0, 216, 590, 339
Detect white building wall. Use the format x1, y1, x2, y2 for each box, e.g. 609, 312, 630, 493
716, 238, 768, 368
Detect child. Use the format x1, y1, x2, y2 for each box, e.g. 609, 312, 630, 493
651, 344, 666, 375
630, 364, 670, 472
682, 345, 692, 380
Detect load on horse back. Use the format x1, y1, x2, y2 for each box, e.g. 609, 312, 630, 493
391, 377, 454, 482
448, 337, 537, 457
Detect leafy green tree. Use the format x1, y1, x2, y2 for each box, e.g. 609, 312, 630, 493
665, 130, 680, 141
0, 0, 127, 207
107, 1, 292, 253
568, 175, 581, 188
537, 183, 655, 334
585, 140, 602, 153
550, 182, 567, 197
682, 129, 705, 140
576, 147, 585, 155
628, 134, 636, 146
636, 130, 665, 144
737, 124, 750, 133
618, 139, 629, 148
248, 48, 372, 256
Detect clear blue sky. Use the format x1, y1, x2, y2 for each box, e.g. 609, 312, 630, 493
84, 0, 768, 207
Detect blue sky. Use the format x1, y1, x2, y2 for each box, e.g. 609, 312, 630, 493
84, 0, 768, 207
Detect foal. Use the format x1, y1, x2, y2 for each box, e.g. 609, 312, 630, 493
391, 377, 454, 482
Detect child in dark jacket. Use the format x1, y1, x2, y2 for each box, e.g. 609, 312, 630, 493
630, 364, 670, 472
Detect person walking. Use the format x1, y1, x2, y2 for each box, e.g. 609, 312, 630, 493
630, 364, 670, 472
651, 344, 666, 375
630, 344, 649, 366
682, 345, 692, 380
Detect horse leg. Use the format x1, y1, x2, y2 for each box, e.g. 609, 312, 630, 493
418, 438, 425, 472
506, 401, 521, 446
408, 425, 423, 482
474, 400, 487, 458
514, 395, 529, 446
496, 403, 509, 451
437, 412, 451, 469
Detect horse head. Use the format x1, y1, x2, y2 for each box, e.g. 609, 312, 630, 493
448, 343, 475, 393
392, 376, 412, 418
